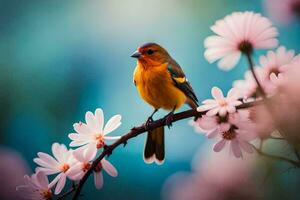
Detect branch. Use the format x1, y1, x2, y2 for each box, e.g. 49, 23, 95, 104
56, 183, 77, 200
69, 101, 260, 200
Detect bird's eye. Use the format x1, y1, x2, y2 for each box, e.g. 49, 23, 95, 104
147, 49, 154, 55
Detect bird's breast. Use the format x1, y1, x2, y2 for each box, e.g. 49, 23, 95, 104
134, 63, 186, 110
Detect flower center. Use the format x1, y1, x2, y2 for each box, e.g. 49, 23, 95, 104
218, 115, 229, 123
95, 133, 105, 149
94, 162, 103, 172
82, 162, 91, 172
268, 66, 280, 76
59, 163, 70, 172
222, 129, 236, 140
238, 40, 253, 54
40, 189, 52, 200
218, 99, 228, 107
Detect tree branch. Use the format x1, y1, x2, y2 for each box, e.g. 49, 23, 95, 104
55, 100, 260, 200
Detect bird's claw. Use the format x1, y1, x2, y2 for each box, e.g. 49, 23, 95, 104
165, 112, 174, 128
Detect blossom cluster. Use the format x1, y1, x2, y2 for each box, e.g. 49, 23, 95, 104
191, 11, 300, 158
17, 109, 122, 199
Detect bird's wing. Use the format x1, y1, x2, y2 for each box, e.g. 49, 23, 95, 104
167, 59, 198, 106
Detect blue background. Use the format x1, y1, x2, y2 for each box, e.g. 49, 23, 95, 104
1, 0, 300, 199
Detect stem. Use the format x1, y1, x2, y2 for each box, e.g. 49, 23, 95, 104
57, 185, 76, 200
252, 145, 300, 168
245, 52, 266, 97
68, 101, 259, 200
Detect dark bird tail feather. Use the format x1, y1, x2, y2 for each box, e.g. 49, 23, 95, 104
144, 127, 165, 165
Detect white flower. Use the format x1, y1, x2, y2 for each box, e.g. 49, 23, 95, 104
33, 143, 77, 195
259, 46, 295, 76
69, 108, 121, 158
16, 171, 52, 200
197, 87, 242, 117
204, 11, 278, 70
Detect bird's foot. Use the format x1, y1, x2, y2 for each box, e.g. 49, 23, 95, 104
144, 116, 153, 130
165, 112, 174, 128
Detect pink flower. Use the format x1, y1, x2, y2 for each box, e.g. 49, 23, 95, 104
69, 108, 121, 159
16, 171, 52, 200
67, 147, 96, 181
197, 87, 242, 117
259, 46, 295, 76
191, 115, 231, 138
204, 11, 278, 70
233, 68, 267, 99
68, 148, 118, 189
264, 0, 300, 25
213, 127, 255, 158
33, 143, 77, 194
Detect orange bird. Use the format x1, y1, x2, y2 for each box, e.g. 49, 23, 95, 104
131, 43, 198, 164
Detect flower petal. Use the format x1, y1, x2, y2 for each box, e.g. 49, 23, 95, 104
94, 172, 104, 189
231, 139, 242, 158
102, 159, 118, 177
213, 139, 226, 152
54, 173, 67, 195
211, 87, 224, 99
104, 115, 122, 135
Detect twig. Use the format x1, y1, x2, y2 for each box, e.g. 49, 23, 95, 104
65, 101, 260, 200
245, 52, 266, 97
57, 184, 77, 200
252, 145, 300, 168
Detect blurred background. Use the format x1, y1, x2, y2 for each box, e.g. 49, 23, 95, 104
1, 0, 300, 199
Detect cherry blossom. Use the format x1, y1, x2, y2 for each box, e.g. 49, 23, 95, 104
33, 143, 77, 194
16, 171, 52, 200
69, 108, 122, 158
204, 11, 278, 70
197, 87, 242, 117
259, 46, 295, 76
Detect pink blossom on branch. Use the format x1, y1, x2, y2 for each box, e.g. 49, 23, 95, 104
204, 11, 278, 70
68, 108, 122, 159
68, 148, 118, 189
33, 143, 77, 195
16, 171, 52, 200
197, 87, 242, 117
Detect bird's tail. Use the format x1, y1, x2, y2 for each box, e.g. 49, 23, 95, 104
144, 126, 165, 165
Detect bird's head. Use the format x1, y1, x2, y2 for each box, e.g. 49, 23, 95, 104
131, 43, 171, 66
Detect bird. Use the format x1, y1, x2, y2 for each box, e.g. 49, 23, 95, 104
131, 42, 198, 164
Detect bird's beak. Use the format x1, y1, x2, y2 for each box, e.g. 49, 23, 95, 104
131, 51, 142, 59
